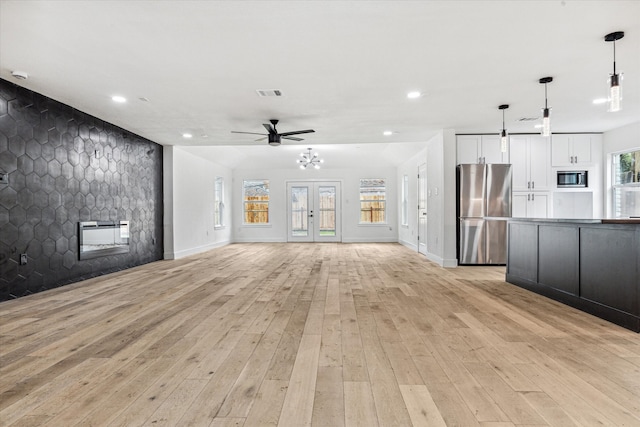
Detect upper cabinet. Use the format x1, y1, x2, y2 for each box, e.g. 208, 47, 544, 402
509, 135, 551, 191
457, 135, 509, 164
551, 134, 601, 167
510, 135, 551, 192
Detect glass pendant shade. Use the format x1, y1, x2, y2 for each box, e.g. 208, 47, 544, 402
541, 108, 551, 137
500, 129, 508, 153
609, 73, 622, 112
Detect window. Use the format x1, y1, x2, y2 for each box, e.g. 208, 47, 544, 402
360, 178, 386, 223
243, 179, 269, 224
612, 149, 640, 218
214, 176, 224, 227
401, 174, 408, 226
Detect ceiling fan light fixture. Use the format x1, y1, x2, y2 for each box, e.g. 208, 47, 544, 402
604, 31, 624, 112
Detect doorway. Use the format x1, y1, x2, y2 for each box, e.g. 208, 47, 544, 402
287, 181, 341, 242
418, 163, 427, 255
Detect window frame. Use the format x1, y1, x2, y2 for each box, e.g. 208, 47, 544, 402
243, 179, 270, 225
612, 149, 640, 218
214, 176, 224, 228
401, 174, 409, 227
359, 178, 387, 225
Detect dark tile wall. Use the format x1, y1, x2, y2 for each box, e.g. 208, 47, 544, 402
0, 79, 163, 301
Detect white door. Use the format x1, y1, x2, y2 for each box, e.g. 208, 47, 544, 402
287, 181, 341, 242
418, 164, 427, 255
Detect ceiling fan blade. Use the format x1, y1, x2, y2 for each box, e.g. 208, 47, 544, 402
255, 137, 267, 142
263, 123, 276, 134
231, 131, 267, 136
279, 129, 315, 137
282, 136, 304, 141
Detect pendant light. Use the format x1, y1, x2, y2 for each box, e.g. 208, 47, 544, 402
539, 77, 553, 137
604, 31, 624, 112
498, 104, 509, 152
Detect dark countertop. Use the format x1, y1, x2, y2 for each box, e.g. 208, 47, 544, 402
508, 218, 640, 224
507, 218, 602, 223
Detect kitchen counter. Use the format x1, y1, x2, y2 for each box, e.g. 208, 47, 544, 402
506, 218, 640, 332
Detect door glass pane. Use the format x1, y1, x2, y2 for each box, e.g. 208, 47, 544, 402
318, 186, 336, 236
291, 186, 308, 236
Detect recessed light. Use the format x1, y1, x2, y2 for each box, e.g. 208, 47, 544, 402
112, 95, 127, 103
11, 70, 28, 80
383, 131, 393, 136
592, 98, 608, 105
182, 133, 193, 139
407, 91, 421, 99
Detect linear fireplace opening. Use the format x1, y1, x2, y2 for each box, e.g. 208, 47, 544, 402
79, 221, 130, 260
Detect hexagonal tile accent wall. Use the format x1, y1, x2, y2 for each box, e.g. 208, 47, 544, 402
0, 79, 163, 301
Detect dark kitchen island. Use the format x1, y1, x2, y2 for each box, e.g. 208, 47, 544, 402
506, 218, 640, 332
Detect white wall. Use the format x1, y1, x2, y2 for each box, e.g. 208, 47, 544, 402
163, 146, 232, 259
232, 166, 398, 243
424, 130, 458, 267
603, 121, 640, 217
395, 130, 457, 267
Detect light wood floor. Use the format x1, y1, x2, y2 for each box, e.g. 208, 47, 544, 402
1, 243, 639, 427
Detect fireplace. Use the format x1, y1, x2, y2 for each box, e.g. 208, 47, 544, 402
78, 221, 130, 260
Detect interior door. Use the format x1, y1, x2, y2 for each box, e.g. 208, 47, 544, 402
418, 164, 427, 255
287, 181, 341, 242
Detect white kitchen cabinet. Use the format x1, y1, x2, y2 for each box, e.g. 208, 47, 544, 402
512, 192, 549, 218
510, 135, 550, 192
551, 134, 600, 167
457, 135, 508, 164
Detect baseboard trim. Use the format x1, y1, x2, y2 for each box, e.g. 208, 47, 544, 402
398, 239, 418, 251
165, 240, 231, 260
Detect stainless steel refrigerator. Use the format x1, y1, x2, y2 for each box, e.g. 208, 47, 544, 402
457, 163, 512, 265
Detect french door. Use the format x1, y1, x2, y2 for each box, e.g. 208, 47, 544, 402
287, 181, 341, 242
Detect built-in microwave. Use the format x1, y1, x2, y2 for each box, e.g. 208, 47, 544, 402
557, 170, 588, 188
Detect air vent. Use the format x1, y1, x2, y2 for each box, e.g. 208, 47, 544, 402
518, 117, 539, 122
256, 89, 282, 97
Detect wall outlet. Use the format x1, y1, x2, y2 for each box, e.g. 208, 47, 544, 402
20, 254, 27, 265
0, 172, 8, 184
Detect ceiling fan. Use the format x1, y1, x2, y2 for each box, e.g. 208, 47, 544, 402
231, 119, 315, 146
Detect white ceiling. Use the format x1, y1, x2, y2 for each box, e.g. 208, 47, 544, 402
1, 1, 639, 169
